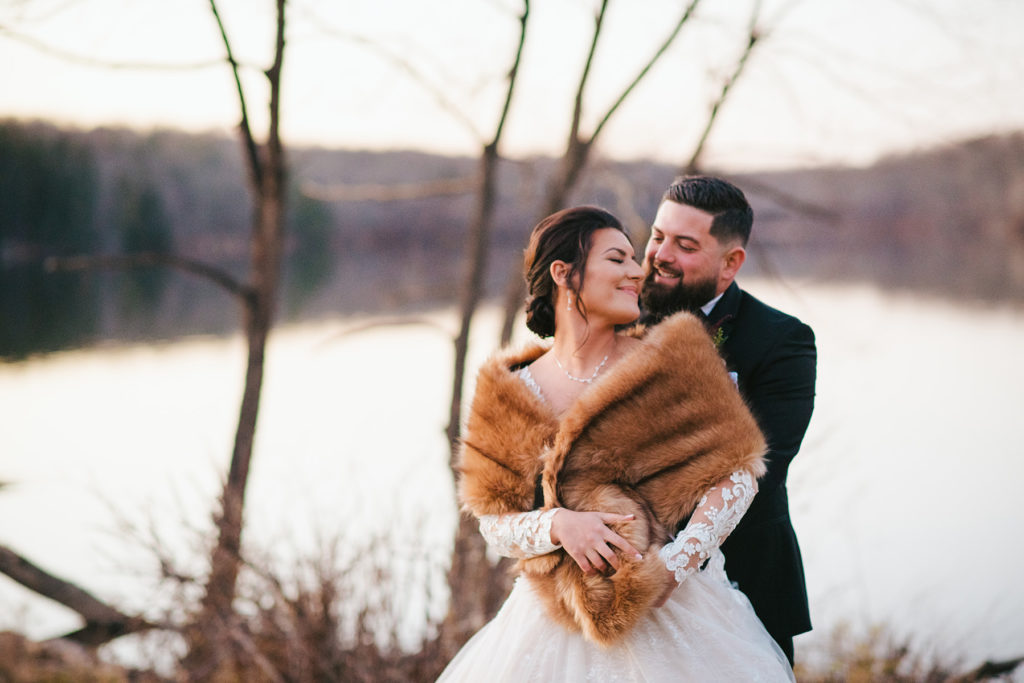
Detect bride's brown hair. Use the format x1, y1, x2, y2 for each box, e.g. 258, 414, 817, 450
523, 206, 626, 338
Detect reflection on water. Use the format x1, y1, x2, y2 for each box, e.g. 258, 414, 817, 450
1, 282, 1023, 669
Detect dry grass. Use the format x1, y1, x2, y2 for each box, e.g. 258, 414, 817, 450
793, 622, 1023, 683
5, 510, 1020, 682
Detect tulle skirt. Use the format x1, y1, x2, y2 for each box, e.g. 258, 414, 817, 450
437, 550, 794, 682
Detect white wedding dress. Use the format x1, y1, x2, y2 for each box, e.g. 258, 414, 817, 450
438, 369, 794, 682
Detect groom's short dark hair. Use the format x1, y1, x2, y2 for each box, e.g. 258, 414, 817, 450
662, 176, 753, 247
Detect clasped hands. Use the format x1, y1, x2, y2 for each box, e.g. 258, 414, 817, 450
549, 508, 678, 607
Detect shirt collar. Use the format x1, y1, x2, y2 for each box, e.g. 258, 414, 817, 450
701, 291, 726, 317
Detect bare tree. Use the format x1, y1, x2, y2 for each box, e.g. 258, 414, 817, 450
678, 1, 842, 233
178, 0, 288, 677
26, 0, 287, 675
439, 1, 531, 658
282, 2, 533, 654
497, 0, 704, 344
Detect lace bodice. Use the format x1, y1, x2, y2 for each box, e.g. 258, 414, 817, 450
477, 365, 757, 583
478, 471, 756, 577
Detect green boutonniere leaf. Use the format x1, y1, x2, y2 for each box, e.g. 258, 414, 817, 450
712, 326, 727, 348
707, 314, 733, 349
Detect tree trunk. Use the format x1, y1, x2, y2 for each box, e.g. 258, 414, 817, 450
446, 144, 499, 449
441, 145, 517, 659
442, 1, 529, 657
499, 135, 593, 344
183, 2, 286, 677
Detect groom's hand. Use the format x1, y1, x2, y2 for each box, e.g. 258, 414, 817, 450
550, 509, 644, 576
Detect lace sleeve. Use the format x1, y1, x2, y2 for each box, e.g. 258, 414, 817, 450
477, 508, 562, 558
658, 470, 757, 583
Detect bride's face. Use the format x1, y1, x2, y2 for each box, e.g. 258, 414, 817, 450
577, 228, 643, 326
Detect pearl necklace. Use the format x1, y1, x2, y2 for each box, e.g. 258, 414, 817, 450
554, 353, 609, 384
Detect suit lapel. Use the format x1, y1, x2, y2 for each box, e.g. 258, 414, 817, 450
707, 282, 740, 346
707, 281, 741, 327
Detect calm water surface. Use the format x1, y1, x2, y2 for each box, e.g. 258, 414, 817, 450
1, 281, 1022, 670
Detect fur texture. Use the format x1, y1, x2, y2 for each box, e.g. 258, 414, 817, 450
456, 312, 766, 645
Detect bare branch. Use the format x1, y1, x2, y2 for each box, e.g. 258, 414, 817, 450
593, 0, 702, 140
209, 0, 264, 189
445, 0, 530, 450
962, 657, 1024, 681
684, 0, 761, 174
317, 317, 451, 346
227, 626, 287, 683
301, 176, 477, 202
44, 252, 254, 303
568, 0, 609, 145
301, 3, 526, 208
443, 4, 530, 649
729, 173, 840, 222
490, 0, 530, 146
501, 1, 704, 343
0, 544, 158, 646
540, 0, 701, 214
293, 5, 483, 141
0, 24, 224, 70
266, 0, 286, 180
588, 160, 649, 239
537, 0, 610, 214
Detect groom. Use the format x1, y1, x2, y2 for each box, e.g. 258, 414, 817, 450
639, 175, 816, 664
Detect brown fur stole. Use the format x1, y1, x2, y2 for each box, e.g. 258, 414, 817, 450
456, 311, 766, 645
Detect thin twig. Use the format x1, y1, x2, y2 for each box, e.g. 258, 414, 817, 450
301, 176, 477, 202
593, 0, 703, 140
684, 0, 761, 174
209, 0, 264, 189
45, 252, 254, 303
0, 24, 224, 70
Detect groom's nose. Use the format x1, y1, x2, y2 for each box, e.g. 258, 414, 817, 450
653, 241, 674, 265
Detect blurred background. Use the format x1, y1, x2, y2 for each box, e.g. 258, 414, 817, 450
1, 0, 1022, 679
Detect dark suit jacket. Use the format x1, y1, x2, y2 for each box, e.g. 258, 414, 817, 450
705, 281, 816, 641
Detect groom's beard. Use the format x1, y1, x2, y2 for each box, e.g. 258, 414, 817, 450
640, 266, 718, 323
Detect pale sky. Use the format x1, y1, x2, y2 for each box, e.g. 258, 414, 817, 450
2, 0, 1023, 171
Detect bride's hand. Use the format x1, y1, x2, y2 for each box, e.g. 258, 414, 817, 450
549, 509, 643, 576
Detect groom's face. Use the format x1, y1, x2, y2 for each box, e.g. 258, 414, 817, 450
640, 201, 723, 317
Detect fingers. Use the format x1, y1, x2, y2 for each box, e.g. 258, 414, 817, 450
581, 534, 641, 575
605, 531, 642, 562
592, 544, 619, 573
597, 512, 636, 524
585, 548, 609, 575
573, 542, 613, 575
559, 509, 646, 574
594, 513, 643, 561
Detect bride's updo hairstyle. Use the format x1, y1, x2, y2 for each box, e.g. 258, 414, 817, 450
523, 206, 626, 338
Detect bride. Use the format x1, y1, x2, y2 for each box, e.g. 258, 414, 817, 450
438, 206, 794, 682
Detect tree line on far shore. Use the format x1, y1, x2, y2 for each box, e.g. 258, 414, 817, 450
2, 120, 1023, 360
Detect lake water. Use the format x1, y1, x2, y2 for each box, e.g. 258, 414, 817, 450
2, 280, 1023, 673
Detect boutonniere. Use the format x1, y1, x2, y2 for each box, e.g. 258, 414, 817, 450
708, 314, 734, 348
